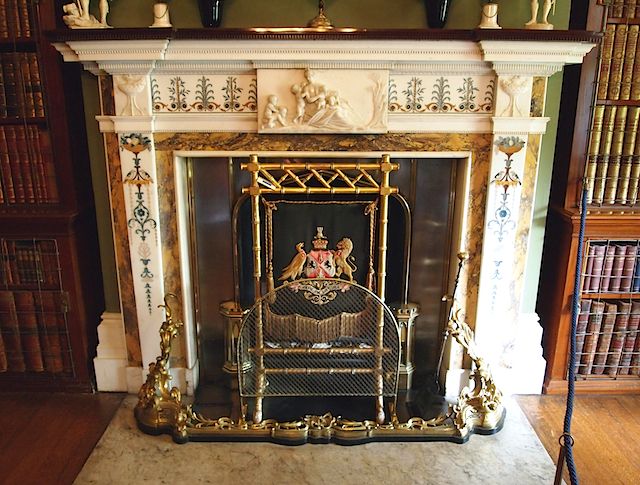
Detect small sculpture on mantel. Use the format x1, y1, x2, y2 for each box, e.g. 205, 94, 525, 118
62, 0, 112, 29
477, 2, 501, 29
525, 0, 555, 30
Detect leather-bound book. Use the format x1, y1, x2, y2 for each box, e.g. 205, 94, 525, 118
604, 106, 628, 204
27, 53, 44, 118
593, 106, 617, 204
0, 127, 15, 203
628, 302, 640, 375
583, 244, 596, 292
579, 300, 606, 375
607, 24, 628, 100
0, 290, 25, 372
4, 125, 25, 203
606, 301, 631, 375
34, 291, 63, 373
619, 302, 639, 374
588, 244, 607, 292
609, 244, 628, 292
586, 105, 605, 203
620, 25, 639, 101
575, 299, 593, 374
592, 302, 618, 374
620, 244, 638, 292
0, 0, 9, 40
616, 107, 640, 204
601, 244, 617, 291
612, 0, 625, 18
633, 251, 640, 293
55, 292, 73, 373
0, 326, 7, 371
14, 290, 43, 372
598, 24, 617, 100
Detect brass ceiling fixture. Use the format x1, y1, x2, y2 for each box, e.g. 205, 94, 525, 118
307, 0, 335, 30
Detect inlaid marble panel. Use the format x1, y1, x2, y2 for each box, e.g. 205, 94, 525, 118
389, 75, 496, 114
151, 74, 257, 113
106, 132, 142, 367
530, 77, 547, 118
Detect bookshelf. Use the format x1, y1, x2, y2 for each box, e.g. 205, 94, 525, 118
540, 0, 640, 393
0, 1, 103, 390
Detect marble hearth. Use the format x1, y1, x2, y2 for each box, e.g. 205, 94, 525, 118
53, 29, 595, 398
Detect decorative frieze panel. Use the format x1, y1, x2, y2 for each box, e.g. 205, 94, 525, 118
388, 75, 495, 114
151, 74, 257, 113
257, 69, 389, 134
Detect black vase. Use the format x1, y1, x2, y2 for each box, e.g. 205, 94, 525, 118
198, 0, 224, 28
424, 0, 450, 29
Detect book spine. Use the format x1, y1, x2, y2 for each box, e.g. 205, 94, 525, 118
25, 125, 41, 202
618, 302, 638, 374
4, 126, 25, 203
601, 244, 617, 291
610, 244, 628, 292
621, 244, 638, 291
2, 53, 18, 117
575, 299, 593, 374
0, 127, 15, 203
612, 0, 625, 18
18, 52, 35, 118
3, 240, 18, 286
616, 106, 640, 204
0, 290, 25, 372
36, 239, 60, 289
37, 130, 58, 203
628, 0, 639, 18
34, 291, 64, 373
6, 0, 20, 39
607, 24, 628, 101
598, 24, 617, 100
17, 0, 30, 38
0, 0, 8, 40
28, 53, 44, 118
606, 301, 631, 375
14, 290, 43, 372
0, 56, 6, 117
0, 324, 7, 371
583, 244, 596, 292
586, 105, 605, 203
620, 25, 639, 100
589, 244, 607, 292
55, 292, 73, 373
629, 128, 640, 204
592, 302, 618, 374
633, 251, 640, 292
593, 106, 617, 204
14, 125, 35, 203
604, 106, 628, 203
580, 301, 606, 375
629, 302, 640, 374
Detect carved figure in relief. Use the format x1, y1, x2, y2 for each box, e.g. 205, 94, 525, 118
261, 95, 288, 129
525, 0, 555, 29
300, 68, 327, 113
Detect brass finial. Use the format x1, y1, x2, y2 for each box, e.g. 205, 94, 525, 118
307, 0, 334, 30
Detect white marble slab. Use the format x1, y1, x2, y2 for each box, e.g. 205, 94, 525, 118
75, 396, 557, 484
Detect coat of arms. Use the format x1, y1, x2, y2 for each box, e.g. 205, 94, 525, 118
279, 227, 356, 282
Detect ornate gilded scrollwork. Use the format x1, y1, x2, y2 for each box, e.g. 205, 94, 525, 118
136, 267, 505, 444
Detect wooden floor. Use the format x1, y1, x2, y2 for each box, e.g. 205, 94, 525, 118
0, 392, 637, 484
515, 394, 640, 485
0, 392, 124, 485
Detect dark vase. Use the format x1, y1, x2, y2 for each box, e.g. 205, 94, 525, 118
424, 0, 450, 29
198, 0, 224, 28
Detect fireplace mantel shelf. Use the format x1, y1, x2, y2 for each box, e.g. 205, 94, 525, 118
47, 27, 600, 43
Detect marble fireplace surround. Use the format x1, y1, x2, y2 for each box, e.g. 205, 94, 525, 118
52, 29, 596, 397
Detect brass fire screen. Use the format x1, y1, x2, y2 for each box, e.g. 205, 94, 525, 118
238, 279, 401, 422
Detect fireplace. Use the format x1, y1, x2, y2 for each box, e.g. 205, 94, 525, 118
53, 30, 595, 414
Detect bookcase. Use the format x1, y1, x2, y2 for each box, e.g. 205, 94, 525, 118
540, 0, 640, 393
0, 1, 103, 390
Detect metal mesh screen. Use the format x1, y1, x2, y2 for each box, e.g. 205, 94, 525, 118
238, 279, 401, 398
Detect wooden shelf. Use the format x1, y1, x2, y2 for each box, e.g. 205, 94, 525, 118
581, 292, 640, 299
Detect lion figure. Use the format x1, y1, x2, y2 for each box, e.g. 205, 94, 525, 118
334, 238, 357, 282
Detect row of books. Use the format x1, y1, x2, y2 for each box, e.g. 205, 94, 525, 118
0, 124, 59, 205
0, 239, 61, 289
608, 0, 640, 19
598, 24, 640, 101
576, 299, 640, 376
585, 105, 640, 205
0, 290, 72, 374
0, 52, 45, 118
583, 241, 640, 293
0, 0, 32, 40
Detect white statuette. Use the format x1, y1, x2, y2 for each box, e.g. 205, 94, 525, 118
150, 2, 172, 28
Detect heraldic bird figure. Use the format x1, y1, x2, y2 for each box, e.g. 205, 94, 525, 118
279, 242, 306, 281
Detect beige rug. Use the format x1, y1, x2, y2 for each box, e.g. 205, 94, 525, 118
75, 396, 557, 484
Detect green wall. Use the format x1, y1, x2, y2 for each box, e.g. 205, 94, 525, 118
88, 0, 571, 313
